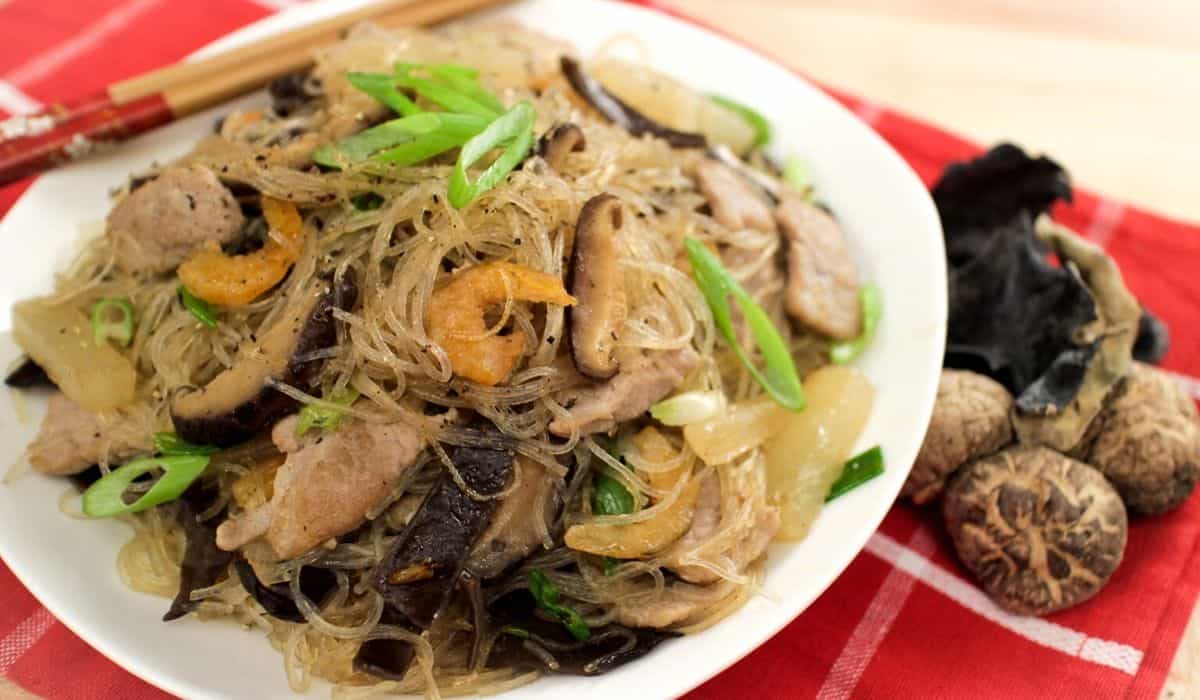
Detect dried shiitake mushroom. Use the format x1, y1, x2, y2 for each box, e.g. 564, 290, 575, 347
943, 445, 1127, 615
904, 370, 1014, 505
1076, 362, 1200, 516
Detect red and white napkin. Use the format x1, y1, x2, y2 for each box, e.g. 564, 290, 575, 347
0, 1, 1198, 697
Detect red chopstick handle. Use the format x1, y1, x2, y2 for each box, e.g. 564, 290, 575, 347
0, 94, 174, 186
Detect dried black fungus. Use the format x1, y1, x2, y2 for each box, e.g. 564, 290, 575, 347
352, 606, 417, 681
1133, 309, 1170, 364
268, 70, 322, 118
233, 559, 338, 623
4, 356, 54, 389
560, 57, 706, 149
374, 439, 514, 630
164, 488, 233, 622
486, 589, 677, 675
935, 145, 1098, 410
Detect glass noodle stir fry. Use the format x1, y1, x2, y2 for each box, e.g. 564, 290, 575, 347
9, 22, 884, 698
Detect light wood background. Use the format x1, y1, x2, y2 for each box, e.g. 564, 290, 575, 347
671, 0, 1200, 696
675, 0, 1200, 225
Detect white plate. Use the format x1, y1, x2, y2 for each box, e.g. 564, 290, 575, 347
0, 1, 946, 698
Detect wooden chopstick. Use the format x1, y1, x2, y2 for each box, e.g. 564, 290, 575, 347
0, 0, 510, 186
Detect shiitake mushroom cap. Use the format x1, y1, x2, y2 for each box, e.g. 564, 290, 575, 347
904, 369, 1014, 505
943, 445, 1127, 616
1076, 363, 1200, 516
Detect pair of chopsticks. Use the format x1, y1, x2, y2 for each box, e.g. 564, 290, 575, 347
0, 0, 511, 187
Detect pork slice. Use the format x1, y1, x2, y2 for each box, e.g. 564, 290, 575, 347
215, 415, 424, 559
548, 347, 701, 438
467, 458, 559, 579
27, 393, 151, 475
107, 165, 244, 275
665, 472, 781, 585
692, 160, 775, 233
776, 198, 861, 340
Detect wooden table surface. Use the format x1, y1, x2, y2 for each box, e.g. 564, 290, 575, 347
671, 1, 1200, 697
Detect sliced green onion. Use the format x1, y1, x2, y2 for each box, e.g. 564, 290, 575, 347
391, 66, 502, 120
314, 112, 490, 169
153, 431, 220, 457
178, 285, 217, 328
527, 570, 591, 641
783, 155, 814, 201
296, 386, 360, 436
372, 113, 490, 166
684, 238, 805, 411
90, 297, 135, 347
499, 625, 530, 640
82, 455, 210, 518
831, 283, 883, 365
416, 63, 505, 115
351, 192, 385, 211
448, 101, 536, 209
346, 72, 421, 117
593, 471, 634, 516
826, 445, 884, 502
709, 94, 772, 149
650, 390, 728, 426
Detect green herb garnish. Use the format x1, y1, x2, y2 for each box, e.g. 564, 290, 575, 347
153, 432, 220, 457
709, 94, 772, 149
90, 297, 135, 347
593, 471, 635, 516
82, 455, 210, 518
448, 101, 536, 209
684, 238, 804, 411
527, 570, 591, 641
826, 446, 885, 502
178, 285, 217, 328
346, 72, 422, 117
295, 386, 360, 436
831, 283, 882, 365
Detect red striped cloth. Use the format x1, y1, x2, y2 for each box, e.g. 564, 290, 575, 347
1, 1, 1198, 698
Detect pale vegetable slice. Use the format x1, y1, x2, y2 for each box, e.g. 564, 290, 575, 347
12, 297, 136, 410
684, 394, 788, 466
565, 427, 700, 558
589, 58, 757, 155
764, 365, 875, 540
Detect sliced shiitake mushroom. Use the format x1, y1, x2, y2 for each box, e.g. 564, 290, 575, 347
943, 445, 1127, 616
568, 194, 628, 379
170, 275, 358, 447
536, 122, 586, 172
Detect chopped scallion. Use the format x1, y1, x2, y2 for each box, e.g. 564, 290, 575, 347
593, 471, 634, 516
448, 101, 536, 209
650, 390, 728, 426
783, 155, 814, 200
153, 431, 219, 457
831, 283, 882, 365
351, 192, 385, 211
313, 112, 490, 169
392, 66, 502, 120
90, 297, 135, 347
709, 94, 772, 149
826, 445, 884, 502
81, 455, 210, 518
178, 285, 217, 328
296, 386, 360, 436
527, 570, 591, 641
684, 238, 805, 411
346, 72, 421, 117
